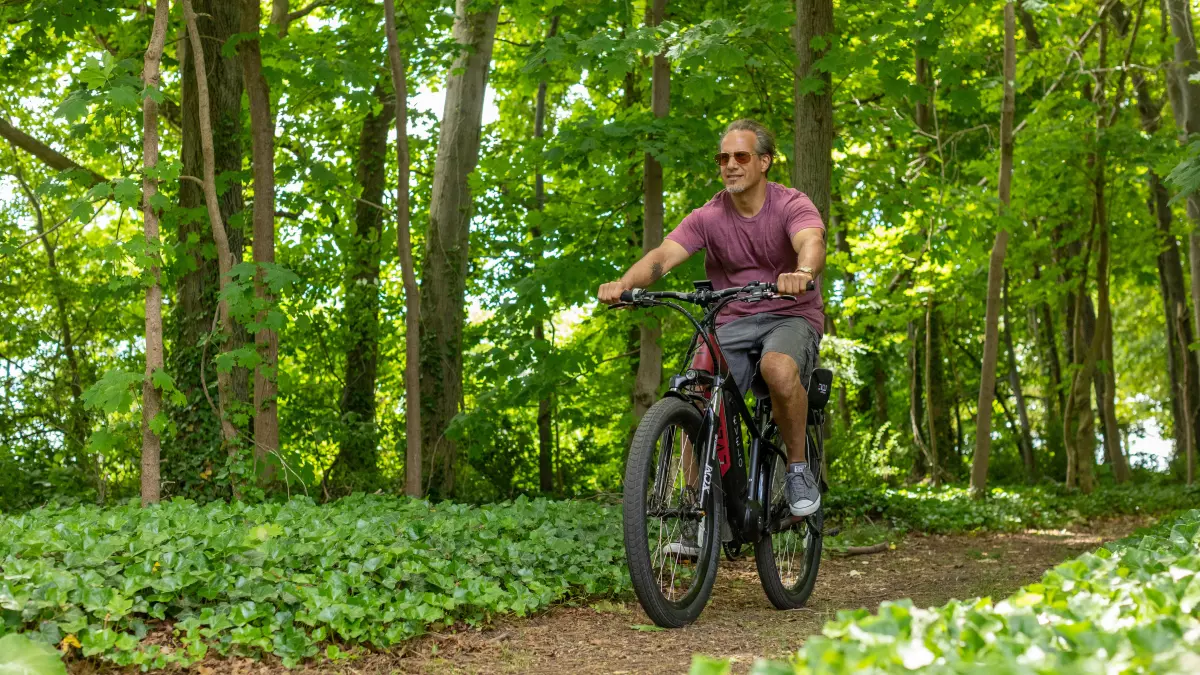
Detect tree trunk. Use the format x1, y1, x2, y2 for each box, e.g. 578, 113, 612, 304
970, 0, 1016, 497
384, 0, 423, 498
1147, 152, 1200, 479
240, 0, 279, 483
183, 0, 241, 499
140, 0, 170, 507
418, 0, 500, 497
924, 301, 953, 483
832, 204, 852, 434
168, 0, 247, 493
1093, 16, 1130, 484
534, 16, 560, 494
633, 0, 668, 424
909, 320, 930, 478
1031, 263, 1065, 418
1003, 274, 1036, 480
792, 0, 835, 223
10, 168, 92, 470
872, 356, 888, 427
332, 87, 394, 489
1164, 0, 1200, 483
1100, 303, 1130, 481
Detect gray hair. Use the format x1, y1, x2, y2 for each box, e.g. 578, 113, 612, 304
720, 119, 776, 175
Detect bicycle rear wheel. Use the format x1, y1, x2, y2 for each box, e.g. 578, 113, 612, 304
623, 397, 722, 627
754, 427, 822, 610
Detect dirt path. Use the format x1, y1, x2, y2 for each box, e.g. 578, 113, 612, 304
87, 517, 1147, 675
394, 517, 1146, 674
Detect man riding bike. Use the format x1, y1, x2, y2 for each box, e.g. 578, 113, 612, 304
598, 119, 827, 527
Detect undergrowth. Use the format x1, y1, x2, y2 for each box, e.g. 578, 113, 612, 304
1, 482, 1195, 670
0, 494, 626, 668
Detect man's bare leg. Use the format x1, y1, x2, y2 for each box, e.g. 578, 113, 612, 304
759, 352, 808, 463
760, 351, 819, 516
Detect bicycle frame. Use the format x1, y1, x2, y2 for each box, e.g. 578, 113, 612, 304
619, 282, 797, 546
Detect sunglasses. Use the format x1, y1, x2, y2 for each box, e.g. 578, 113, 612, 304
714, 151, 759, 166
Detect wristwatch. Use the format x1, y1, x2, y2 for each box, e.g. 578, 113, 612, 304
796, 265, 815, 276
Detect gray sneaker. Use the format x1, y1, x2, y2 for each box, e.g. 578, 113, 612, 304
661, 520, 701, 559
785, 463, 821, 517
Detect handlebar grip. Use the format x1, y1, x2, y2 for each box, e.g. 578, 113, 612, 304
619, 290, 635, 303
806, 280, 816, 291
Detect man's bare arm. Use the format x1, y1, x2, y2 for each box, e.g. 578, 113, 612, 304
777, 228, 827, 296
598, 240, 691, 304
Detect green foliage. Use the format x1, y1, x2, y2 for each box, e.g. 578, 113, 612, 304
0, 634, 67, 675
698, 509, 1200, 673
0, 495, 626, 668
829, 421, 905, 486
826, 483, 1200, 534
795, 509, 1200, 672
1165, 141, 1200, 203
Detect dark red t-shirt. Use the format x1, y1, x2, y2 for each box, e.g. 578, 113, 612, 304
666, 182, 825, 335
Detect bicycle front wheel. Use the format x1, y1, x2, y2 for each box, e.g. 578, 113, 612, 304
623, 397, 722, 628
754, 428, 822, 610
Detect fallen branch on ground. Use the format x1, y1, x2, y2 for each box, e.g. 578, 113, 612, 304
833, 542, 889, 557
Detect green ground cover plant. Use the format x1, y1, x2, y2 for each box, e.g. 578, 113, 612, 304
695, 508, 1200, 674
0, 495, 626, 668
2, 484, 1192, 671
826, 483, 1200, 534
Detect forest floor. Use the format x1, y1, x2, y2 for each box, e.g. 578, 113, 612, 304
78, 516, 1149, 675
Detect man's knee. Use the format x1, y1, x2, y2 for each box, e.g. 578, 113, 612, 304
759, 352, 803, 395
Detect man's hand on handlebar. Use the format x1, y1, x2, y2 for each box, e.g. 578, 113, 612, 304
598, 281, 631, 305
776, 272, 813, 296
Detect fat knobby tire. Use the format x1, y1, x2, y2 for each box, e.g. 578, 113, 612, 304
754, 428, 823, 609
623, 397, 722, 628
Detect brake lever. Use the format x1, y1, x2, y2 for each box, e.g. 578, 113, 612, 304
606, 302, 633, 310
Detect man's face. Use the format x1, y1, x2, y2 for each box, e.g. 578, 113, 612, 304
719, 130, 769, 194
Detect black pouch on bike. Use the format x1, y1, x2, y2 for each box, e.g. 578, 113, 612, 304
808, 368, 833, 410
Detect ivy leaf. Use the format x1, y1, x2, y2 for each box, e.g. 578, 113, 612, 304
0, 634, 68, 675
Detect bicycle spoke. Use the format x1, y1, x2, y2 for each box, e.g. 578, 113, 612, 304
645, 420, 704, 604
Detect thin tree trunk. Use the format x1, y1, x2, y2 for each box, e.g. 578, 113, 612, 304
921, 309, 935, 480
140, 0, 170, 506
633, 0, 668, 424
1064, 26, 1111, 493
831, 203, 851, 435
909, 320, 930, 479
1003, 274, 1036, 479
384, 0, 423, 498
240, 0, 279, 482
333, 87, 394, 488
418, 0, 500, 497
1100, 303, 1130, 481
9, 170, 91, 462
873, 357, 888, 427
1094, 15, 1130, 484
793, 0, 835, 223
1165, 0, 1200, 483
183, 0, 239, 457
971, 0, 1016, 497
533, 15, 560, 494
169, 0, 247, 491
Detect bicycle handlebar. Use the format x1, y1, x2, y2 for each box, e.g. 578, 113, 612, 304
617, 280, 814, 305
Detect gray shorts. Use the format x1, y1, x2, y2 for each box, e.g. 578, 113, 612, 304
701, 314, 820, 397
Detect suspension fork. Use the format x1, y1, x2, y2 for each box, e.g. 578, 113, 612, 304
694, 378, 725, 516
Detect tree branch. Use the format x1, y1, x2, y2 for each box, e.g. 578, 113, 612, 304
0, 118, 107, 184
284, 0, 331, 24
